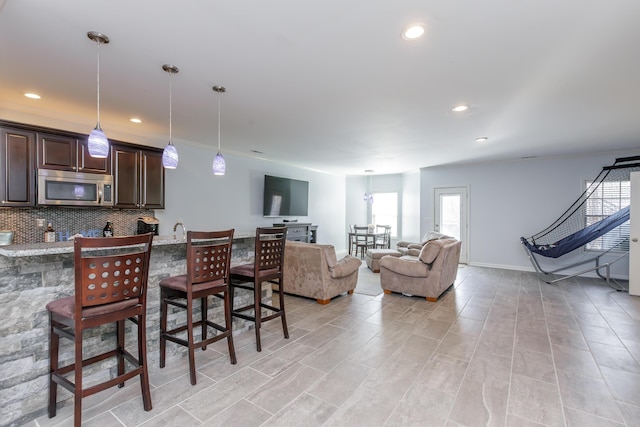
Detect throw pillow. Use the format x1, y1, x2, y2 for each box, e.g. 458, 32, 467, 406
419, 239, 445, 264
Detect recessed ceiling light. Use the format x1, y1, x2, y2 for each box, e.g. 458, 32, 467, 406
130, 118, 142, 123
24, 93, 41, 99
475, 137, 488, 142
364, 169, 375, 173
402, 24, 425, 40
452, 104, 469, 113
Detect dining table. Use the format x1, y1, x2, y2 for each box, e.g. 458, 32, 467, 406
347, 230, 386, 256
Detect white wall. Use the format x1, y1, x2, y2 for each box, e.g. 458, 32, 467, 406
401, 170, 421, 242
420, 151, 638, 278
345, 175, 368, 228
156, 143, 347, 251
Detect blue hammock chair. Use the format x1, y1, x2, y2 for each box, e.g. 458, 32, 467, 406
521, 206, 630, 259
521, 156, 639, 288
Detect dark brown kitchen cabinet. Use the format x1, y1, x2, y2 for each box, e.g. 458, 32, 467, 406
0, 126, 36, 207
38, 133, 110, 174
111, 144, 164, 209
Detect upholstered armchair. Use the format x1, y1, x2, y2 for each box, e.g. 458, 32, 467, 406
282, 241, 362, 304
381, 238, 461, 301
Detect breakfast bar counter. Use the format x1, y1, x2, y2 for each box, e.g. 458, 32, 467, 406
0, 232, 264, 426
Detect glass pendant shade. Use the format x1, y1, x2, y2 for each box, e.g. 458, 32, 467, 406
88, 125, 109, 158
162, 142, 179, 169
212, 152, 226, 175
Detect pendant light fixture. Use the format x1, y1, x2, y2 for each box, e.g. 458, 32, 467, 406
161, 64, 179, 169
364, 170, 374, 203
212, 85, 226, 176
87, 31, 110, 158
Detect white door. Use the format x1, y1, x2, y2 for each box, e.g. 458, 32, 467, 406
434, 187, 468, 264
630, 172, 639, 296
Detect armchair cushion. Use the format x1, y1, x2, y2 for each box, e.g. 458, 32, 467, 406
419, 239, 446, 264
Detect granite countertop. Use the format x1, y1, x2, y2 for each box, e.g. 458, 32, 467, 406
0, 231, 256, 257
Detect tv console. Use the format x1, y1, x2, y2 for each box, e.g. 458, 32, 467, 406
273, 222, 317, 244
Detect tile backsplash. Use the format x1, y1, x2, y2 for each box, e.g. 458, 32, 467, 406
0, 207, 156, 244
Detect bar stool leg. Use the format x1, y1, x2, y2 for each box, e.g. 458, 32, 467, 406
224, 289, 237, 364
74, 333, 83, 427
186, 297, 197, 385
138, 312, 152, 411
254, 280, 262, 352
159, 291, 168, 369
117, 320, 125, 387
201, 297, 208, 350
48, 314, 58, 418
278, 283, 289, 339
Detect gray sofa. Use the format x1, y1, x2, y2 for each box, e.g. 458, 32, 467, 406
380, 238, 462, 301
281, 241, 362, 304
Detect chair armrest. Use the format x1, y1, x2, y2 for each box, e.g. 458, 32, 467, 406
407, 243, 425, 250
329, 255, 362, 279
396, 241, 412, 248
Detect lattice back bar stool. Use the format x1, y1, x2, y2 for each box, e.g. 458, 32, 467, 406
159, 229, 236, 385
230, 227, 288, 352
46, 233, 154, 427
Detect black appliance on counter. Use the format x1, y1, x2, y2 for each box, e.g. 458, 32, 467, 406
137, 216, 159, 235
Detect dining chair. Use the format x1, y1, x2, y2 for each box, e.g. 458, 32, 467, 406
348, 224, 358, 255
375, 225, 391, 249
46, 234, 154, 427
159, 229, 236, 385
353, 226, 373, 258
229, 227, 288, 352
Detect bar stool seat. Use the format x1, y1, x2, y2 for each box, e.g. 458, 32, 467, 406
47, 234, 154, 427
159, 229, 236, 385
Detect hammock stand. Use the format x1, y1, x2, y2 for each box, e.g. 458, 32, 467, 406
520, 155, 640, 289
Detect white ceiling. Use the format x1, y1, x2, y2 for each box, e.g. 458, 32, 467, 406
1, 1, 639, 176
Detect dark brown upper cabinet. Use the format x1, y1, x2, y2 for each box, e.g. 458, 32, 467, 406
38, 133, 110, 174
111, 143, 164, 209
0, 125, 36, 207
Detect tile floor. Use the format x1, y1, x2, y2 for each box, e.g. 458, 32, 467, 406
26, 266, 640, 426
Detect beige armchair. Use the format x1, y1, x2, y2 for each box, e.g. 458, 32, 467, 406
380, 238, 461, 301
282, 241, 362, 304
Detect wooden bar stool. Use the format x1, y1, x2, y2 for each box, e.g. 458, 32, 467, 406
46, 233, 154, 427
159, 229, 236, 385
230, 227, 288, 352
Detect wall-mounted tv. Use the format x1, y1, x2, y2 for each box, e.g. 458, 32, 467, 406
263, 174, 309, 217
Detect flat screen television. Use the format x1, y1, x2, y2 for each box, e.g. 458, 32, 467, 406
263, 175, 309, 217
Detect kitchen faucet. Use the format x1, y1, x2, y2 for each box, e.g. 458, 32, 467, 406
173, 221, 186, 238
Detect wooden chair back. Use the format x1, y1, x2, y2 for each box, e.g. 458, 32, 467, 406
186, 230, 234, 286
74, 234, 153, 310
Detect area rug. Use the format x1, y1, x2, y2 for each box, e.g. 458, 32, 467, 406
354, 263, 383, 296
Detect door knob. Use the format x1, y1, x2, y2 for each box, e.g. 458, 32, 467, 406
633, 237, 638, 242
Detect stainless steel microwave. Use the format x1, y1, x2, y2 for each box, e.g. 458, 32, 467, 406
37, 169, 114, 207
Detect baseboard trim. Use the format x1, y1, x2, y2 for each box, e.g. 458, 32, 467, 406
467, 262, 629, 281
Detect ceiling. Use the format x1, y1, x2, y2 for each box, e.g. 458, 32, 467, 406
1, 1, 639, 176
